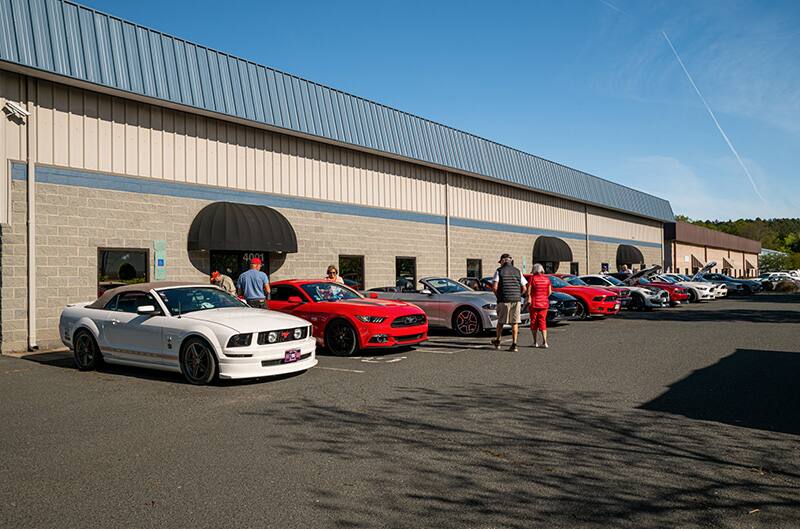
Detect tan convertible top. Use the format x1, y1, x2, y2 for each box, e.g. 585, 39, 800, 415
87, 281, 207, 309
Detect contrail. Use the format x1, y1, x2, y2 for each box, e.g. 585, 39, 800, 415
598, 0, 627, 16
661, 31, 766, 202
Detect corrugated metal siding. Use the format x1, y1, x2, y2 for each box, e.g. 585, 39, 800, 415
0, 0, 674, 222
587, 205, 663, 244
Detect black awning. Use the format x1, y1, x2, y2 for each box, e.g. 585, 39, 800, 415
616, 244, 644, 265
188, 202, 298, 253
533, 236, 573, 262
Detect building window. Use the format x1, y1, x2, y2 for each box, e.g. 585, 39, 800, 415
570, 262, 580, 275
98, 248, 149, 296
466, 259, 482, 279
339, 255, 365, 290
396, 257, 417, 292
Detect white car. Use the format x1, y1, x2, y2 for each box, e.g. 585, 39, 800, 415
59, 282, 317, 384
578, 274, 669, 310
663, 273, 727, 299
655, 274, 716, 302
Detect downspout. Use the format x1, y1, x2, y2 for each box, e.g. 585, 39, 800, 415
445, 173, 451, 277
584, 205, 589, 273
26, 77, 37, 351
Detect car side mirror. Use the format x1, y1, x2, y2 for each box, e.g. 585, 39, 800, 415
421, 289, 432, 295
368, 292, 379, 299
287, 296, 304, 304
137, 305, 158, 315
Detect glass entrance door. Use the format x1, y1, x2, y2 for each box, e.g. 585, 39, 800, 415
210, 251, 269, 282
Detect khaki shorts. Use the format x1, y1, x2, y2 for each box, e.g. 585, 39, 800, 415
496, 301, 521, 325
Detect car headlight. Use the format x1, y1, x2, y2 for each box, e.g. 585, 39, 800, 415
549, 300, 558, 306
355, 315, 386, 323
482, 303, 497, 310
294, 328, 303, 339
593, 296, 605, 301
227, 333, 252, 347
267, 331, 278, 343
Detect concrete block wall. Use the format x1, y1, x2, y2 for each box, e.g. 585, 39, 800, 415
587, 240, 663, 275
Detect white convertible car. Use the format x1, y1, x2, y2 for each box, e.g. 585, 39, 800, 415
59, 282, 317, 384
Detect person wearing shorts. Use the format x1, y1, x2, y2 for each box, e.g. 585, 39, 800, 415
528, 263, 552, 348
491, 253, 527, 352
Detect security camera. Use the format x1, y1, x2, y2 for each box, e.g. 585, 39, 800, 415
3, 100, 30, 120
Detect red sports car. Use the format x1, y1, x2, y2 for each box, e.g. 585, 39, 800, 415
634, 277, 690, 306
269, 279, 428, 356
556, 274, 633, 308
526, 274, 620, 320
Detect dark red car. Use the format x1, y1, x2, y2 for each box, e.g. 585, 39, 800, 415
526, 274, 620, 320
269, 279, 428, 356
556, 274, 633, 308
635, 278, 690, 306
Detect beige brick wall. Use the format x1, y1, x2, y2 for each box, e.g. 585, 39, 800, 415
1, 180, 448, 353
588, 240, 663, 274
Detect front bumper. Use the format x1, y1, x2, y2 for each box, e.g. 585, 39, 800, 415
218, 337, 317, 379
363, 326, 428, 348
588, 301, 621, 315
642, 294, 670, 308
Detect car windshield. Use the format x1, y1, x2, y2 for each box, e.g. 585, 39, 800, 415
658, 275, 677, 284
603, 275, 625, 286
678, 275, 692, 281
301, 282, 362, 302
638, 278, 653, 285
565, 276, 588, 286
425, 278, 471, 293
157, 287, 245, 315
548, 275, 570, 288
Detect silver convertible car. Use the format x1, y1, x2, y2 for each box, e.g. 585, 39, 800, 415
368, 277, 529, 337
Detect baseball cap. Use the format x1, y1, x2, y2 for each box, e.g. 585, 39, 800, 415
251, 257, 262, 265
211, 270, 220, 279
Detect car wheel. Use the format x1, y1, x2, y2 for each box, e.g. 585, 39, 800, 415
629, 294, 645, 311
325, 320, 359, 356
180, 337, 218, 385
688, 289, 698, 303
73, 329, 102, 371
575, 301, 589, 321
453, 307, 481, 337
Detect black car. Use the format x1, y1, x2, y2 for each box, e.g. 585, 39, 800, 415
546, 291, 579, 323
695, 273, 762, 295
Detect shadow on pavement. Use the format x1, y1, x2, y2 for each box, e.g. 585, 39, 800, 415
617, 307, 800, 324
640, 349, 800, 435
242, 384, 799, 529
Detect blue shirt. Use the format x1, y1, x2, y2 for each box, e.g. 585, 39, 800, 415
237, 269, 269, 300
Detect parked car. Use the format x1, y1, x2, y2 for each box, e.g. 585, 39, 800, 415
694, 273, 763, 295
269, 280, 428, 356
526, 274, 620, 320
654, 274, 716, 303
668, 264, 729, 298
610, 266, 689, 306
457, 277, 493, 292
556, 274, 633, 308
59, 282, 317, 385
370, 277, 529, 337
579, 274, 670, 310
543, 291, 579, 323
758, 272, 800, 291
662, 273, 726, 299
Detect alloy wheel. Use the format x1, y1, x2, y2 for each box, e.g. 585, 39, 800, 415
73, 330, 98, 370
181, 339, 216, 385
327, 321, 358, 356
454, 308, 480, 336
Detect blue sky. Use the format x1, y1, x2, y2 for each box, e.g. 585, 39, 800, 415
83, 0, 799, 221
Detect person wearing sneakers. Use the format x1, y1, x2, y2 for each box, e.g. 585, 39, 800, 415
491, 253, 527, 352
528, 263, 552, 348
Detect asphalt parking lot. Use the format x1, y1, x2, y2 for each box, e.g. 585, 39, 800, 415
1, 294, 799, 529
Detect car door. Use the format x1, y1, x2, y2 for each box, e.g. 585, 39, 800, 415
102, 291, 166, 364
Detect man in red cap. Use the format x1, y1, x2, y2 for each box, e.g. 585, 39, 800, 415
210, 269, 236, 296
236, 257, 270, 308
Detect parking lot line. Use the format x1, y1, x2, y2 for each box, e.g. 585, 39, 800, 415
315, 366, 365, 374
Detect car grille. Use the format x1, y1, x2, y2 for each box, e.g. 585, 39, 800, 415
391, 314, 427, 327
261, 352, 313, 366
396, 333, 425, 342
257, 327, 309, 345
605, 296, 617, 302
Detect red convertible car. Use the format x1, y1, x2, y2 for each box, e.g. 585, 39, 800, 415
526, 274, 620, 320
269, 279, 428, 356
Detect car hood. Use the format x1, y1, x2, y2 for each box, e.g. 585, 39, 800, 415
621, 265, 662, 286
549, 291, 576, 302
319, 298, 422, 312
556, 285, 617, 297
181, 307, 309, 332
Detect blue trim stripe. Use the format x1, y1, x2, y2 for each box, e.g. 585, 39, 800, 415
11, 162, 661, 249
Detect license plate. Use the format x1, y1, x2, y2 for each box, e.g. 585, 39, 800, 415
283, 349, 301, 363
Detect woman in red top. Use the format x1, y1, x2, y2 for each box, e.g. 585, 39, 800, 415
528, 263, 552, 348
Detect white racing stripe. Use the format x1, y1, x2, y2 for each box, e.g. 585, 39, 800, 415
316, 366, 365, 374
